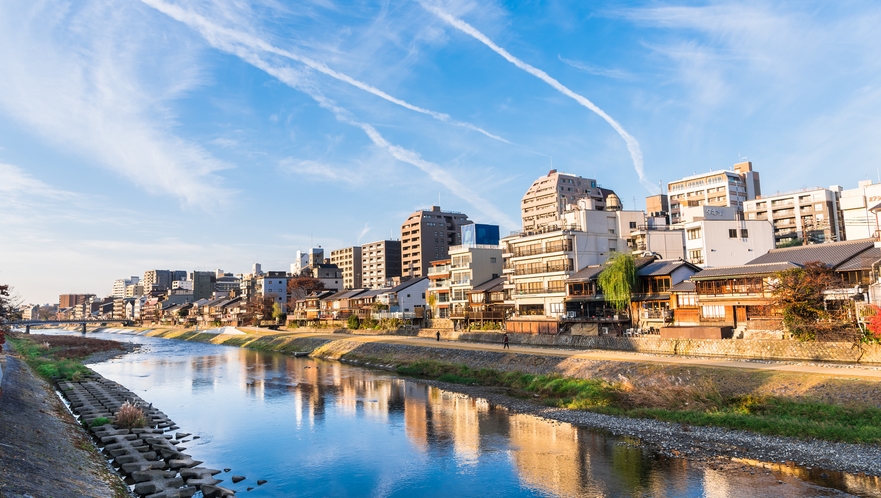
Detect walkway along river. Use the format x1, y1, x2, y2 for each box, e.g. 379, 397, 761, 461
60, 329, 881, 497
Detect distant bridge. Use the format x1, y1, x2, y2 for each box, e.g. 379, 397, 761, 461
9, 319, 132, 335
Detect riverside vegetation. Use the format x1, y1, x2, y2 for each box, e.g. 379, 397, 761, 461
138, 327, 881, 446
7, 333, 126, 381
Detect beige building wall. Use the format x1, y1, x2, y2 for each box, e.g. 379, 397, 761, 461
330, 246, 363, 289
400, 206, 471, 278
667, 161, 760, 225
520, 169, 609, 231
743, 186, 844, 245
361, 240, 402, 288
448, 245, 503, 315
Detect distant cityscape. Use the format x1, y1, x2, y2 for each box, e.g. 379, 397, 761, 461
21, 161, 881, 337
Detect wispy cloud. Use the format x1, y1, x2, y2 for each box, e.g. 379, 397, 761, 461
140, 0, 510, 144
0, 1, 231, 207
421, 1, 658, 194
278, 158, 363, 185
558, 55, 635, 81
139, 1, 518, 229
358, 222, 371, 245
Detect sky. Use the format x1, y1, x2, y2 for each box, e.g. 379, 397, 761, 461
2, 0, 881, 304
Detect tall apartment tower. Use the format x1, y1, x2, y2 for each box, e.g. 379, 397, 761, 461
667, 161, 761, 225
330, 246, 363, 289
520, 170, 614, 232
361, 240, 402, 288
401, 206, 472, 278
743, 186, 844, 245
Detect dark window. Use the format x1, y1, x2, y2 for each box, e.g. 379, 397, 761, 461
740, 229, 749, 238
629, 222, 637, 229
729, 229, 738, 238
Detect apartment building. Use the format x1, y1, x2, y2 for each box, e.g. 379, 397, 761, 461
448, 245, 503, 320
401, 206, 472, 278
190, 271, 216, 300
59, 294, 92, 309
361, 240, 402, 288
427, 259, 452, 318
214, 270, 241, 295
667, 161, 760, 225
682, 216, 775, 268
502, 198, 643, 321
330, 246, 363, 289
112, 276, 139, 298
142, 270, 186, 292
743, 186, 844, 245
840, 180, 881, 241
520, 169, 614, 231
256, 271, 289, 310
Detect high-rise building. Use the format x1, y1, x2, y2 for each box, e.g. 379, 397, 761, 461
461, 224, 500, 246
361, 240, 402, 288
520, 170, 614, 232
667, 161, 760, 225
190, 271, 217, 300
59, 294, 91, 309
401, 206, 472, 278
743, 186, 844, 245
331, 246, 363, 289
112, 276, 139, 298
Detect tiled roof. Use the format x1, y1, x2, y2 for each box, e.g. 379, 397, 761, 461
470, 276, 506, 293
569, 265, 605, 281
638, 260, 699, 277
388, 276, 428, 293
691, 262, 802, 280
836, 247, 881, 272
670, 280, 695, 292
747, 239, 875, 268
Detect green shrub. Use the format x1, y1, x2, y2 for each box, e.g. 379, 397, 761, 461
90, 417, 111, 427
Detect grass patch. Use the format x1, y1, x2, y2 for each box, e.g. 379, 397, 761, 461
6, 333, 125, 381
394, 360, 881, 444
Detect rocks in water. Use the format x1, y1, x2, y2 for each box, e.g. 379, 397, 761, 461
224, 468, 231, 473
257, 479, 267, 486
231, 475, 246, 484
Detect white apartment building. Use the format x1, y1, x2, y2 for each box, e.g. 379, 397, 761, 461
361, 240, 402, 289
124, 284, 145, 298
682, 217, 775, 268
743, 186, 844, 245
256, 271, 289, 311
840, 180, 881, 241
520, 169, 613, 231
112, 276, 139, 298
448, 245, 503, 317
22, 304, 40, 320
502, 198, 644, 319
667, 161, 760, 225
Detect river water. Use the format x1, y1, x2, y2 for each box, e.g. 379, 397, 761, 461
49, 329, 879, 497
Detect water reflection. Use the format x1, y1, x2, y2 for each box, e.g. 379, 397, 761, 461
67, 330, 875, 497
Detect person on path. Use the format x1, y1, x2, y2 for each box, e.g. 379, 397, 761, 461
503, 333, 509, 349
436, 331, 441, 342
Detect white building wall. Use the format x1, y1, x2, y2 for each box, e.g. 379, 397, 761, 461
684, 219, 775, 267
840, 181, 881, 240
643, 230, 686, 259
397, 279, 430, 312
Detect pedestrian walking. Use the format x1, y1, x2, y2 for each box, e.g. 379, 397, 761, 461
436, 331, 441, 342
503, 333, 509, 349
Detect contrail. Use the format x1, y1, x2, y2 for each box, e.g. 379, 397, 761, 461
421, 2, 658, 194
140, 0, 510, 144
159, 22, 518, 229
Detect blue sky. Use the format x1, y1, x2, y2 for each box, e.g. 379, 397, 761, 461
2, 0, 881, 304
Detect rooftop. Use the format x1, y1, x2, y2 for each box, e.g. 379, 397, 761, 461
747, 239, 876, 268
691, 262, 802, 280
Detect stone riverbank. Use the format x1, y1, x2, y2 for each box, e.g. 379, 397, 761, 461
135, 328, 881, 483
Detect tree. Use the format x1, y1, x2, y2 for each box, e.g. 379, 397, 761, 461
771, 261, 840, 340
271, 302, 286, 323
0, 284, 22, 344
247, 295, 275, 324
286, 276, 326, 310
597, 253, 637, 314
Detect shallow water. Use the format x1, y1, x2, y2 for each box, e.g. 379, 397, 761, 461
46, 329, 880, 497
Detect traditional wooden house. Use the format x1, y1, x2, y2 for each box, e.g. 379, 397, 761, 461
449, 276, 507, 328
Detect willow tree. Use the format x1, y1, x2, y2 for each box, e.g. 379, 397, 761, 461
597, 253, 637, 314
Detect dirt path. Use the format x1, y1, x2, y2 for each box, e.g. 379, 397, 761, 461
0, 344, 126, 497
254, 329, 881, 380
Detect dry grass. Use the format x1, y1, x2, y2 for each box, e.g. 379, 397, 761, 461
114, 401, 146, 429
13, 333, 125, 360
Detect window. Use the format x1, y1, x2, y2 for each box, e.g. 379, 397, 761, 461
687, 228, 702, 240
548, 302, 564, 314
677, 293, 696, 307
629, 221, 637, 229
729, 229, 738, 238
702, 305, 726, 319
740, 229, 749, 238
490, 257, 497, 263
688, 249, 703, 264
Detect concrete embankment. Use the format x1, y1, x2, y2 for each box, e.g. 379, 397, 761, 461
56, 369, 266, 498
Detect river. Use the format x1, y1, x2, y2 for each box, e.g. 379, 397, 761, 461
48, 329, 878, 497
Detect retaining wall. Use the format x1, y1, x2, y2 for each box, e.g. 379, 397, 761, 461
419, 329, 881, 364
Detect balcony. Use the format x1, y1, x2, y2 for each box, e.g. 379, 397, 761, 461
427, 265, 451, 275
513, 261, 573, 276
511, 240, 573, 258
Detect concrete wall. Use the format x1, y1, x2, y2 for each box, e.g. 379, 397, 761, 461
416, 329, 881, 364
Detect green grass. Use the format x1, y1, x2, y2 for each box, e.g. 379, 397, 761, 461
394, 360, 881, 444
8, 335, 92, 381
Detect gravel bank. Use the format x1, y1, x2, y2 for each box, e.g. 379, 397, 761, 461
310, 340, 881, 479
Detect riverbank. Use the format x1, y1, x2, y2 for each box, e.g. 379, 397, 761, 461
125, 326, 881, 481
0, 340, 130, 497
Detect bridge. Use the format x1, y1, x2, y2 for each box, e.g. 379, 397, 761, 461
9, 319, 132, 335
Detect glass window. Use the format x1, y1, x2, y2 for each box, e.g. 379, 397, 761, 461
729, 229, 738, 238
